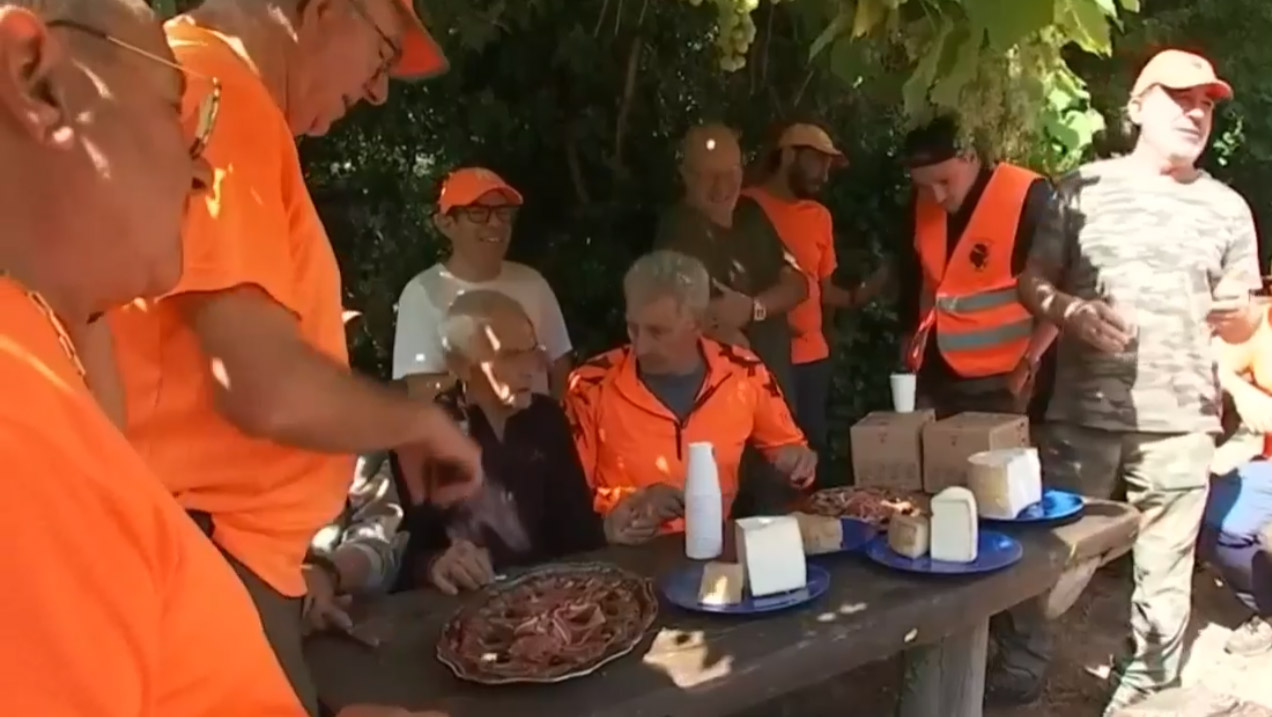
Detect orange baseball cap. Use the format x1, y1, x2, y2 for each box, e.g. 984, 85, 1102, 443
1131, 49, 1232, 101
391, 0, 449, 80
777, 123, 848, 167
438, 168, 524, 212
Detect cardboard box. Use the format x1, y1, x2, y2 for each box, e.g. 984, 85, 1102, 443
922, 412, 1029, 493
850, 410, 935, 492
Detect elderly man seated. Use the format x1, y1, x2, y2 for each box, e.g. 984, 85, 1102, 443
392, 289, 650, 595
565, 250, 817, 536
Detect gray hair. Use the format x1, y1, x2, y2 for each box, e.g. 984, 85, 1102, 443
12, 0, 150, 29
623, 250, 711, 319
439, 289, 532, 363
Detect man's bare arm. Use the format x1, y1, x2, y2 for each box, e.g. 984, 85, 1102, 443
402, 373, 456, 405
178, 286, 462, 454
1017, 265, 1083, 326
755, 267, 808, 315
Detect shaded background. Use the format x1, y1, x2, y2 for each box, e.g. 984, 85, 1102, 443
161, 0, 1272, 481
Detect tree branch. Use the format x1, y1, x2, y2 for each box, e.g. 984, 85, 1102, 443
593, 0, 610, 37
611, 36, 644, 174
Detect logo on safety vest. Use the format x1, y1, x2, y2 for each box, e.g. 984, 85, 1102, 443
969, 242, 990, 271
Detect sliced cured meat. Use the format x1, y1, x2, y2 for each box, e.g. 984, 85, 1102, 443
437, 563, 658, 684
803, 487, 930, 526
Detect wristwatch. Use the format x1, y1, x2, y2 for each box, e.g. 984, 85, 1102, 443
752, 298, 767, 323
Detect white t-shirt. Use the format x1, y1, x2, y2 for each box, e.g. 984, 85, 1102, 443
392, 261, 572, 394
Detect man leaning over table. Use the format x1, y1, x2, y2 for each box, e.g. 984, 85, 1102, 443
97, 1, 482, 714
564, 250, 817, 535
0, 1, 440, 715
393, 167, 573, 402
1011, 50, 1260, 715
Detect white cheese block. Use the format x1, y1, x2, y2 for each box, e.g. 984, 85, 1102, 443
794, 512, 843, 555
967, 448, 1042, 520
734, 516, 808, 597
887, 514, 930, 559
929, 486, 979, 563
698, 561, 745, 606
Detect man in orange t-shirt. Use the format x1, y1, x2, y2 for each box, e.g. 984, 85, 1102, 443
0, 3, 440, 716
100, 1, 481, 712
743, 123, 859, 483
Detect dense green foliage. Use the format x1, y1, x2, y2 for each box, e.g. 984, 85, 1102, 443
152, 0, 1271, 478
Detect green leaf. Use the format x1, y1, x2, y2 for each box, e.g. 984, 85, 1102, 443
930, 25, 981, 108
809, 4, 852, 62
962, 0, 1054, 52
1092, 0, 1117, 16
828, 36, 870, 84
902, 16, 953, 118
1059, 0, 1113, 55
853, 0, 889, 38
1118, 0, 1140, 11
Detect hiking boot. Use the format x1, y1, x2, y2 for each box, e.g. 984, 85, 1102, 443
984, 659, 1045, 706
1225, 615, 1272, 656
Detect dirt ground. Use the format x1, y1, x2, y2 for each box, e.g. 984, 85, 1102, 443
738, 562, 1272, 716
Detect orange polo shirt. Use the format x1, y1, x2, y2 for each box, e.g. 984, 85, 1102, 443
743, 187, 837, 364
108, 20, 352, 596
0, 279, 302, 716
564, 339, 806, 526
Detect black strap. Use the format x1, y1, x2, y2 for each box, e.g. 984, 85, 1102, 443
186, 509, 214, 538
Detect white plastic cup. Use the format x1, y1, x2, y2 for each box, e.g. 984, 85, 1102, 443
890, 373, 917, 413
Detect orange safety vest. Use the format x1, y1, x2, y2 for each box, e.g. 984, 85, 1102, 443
907, 163, 1039, 379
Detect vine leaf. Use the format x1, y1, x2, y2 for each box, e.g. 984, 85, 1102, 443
962, 0, 1053, 52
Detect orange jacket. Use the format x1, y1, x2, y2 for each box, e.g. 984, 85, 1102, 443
909, 163, 1039, 378
564, 339, 806, 524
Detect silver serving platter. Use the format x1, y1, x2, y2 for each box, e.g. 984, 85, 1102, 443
436, 562, 658, 685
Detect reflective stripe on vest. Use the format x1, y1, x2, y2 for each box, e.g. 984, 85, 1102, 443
911, 163, 1041, 379
936, 316, 1034, 352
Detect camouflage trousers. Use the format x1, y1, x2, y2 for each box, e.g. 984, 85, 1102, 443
994, 423, 1214, 714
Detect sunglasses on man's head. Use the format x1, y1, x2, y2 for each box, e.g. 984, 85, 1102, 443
45, 19, 220, 159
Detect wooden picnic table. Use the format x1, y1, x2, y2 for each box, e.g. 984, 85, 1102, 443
307, 499, 1138, 717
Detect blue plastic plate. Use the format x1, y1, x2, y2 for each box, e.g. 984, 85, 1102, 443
981, 489, 1085, 524
864, 529, 1023, 575
809, 518, 878, 558
660, 563, 831, 615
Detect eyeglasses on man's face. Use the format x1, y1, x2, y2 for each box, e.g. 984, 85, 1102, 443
46, 19, 220, 159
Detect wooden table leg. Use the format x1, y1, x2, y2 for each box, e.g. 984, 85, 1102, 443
896, 618, 989, 717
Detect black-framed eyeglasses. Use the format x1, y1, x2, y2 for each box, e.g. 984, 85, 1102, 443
46, 19, 220, 159
454, 205, 519, 224
345, 0, 402, 97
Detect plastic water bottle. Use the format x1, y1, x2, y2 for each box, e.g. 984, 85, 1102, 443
684, 441, 723, 560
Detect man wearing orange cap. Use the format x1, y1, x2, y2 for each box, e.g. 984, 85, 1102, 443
98, 1, 480, 714
393, 167, 573, 401
1010, 50, 1260, 714
743, 123, 869, 482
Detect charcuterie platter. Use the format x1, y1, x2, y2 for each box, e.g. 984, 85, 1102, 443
436, 562, 658, 685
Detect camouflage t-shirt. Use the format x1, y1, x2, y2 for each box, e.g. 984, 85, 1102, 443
1030, 158, 1261, 434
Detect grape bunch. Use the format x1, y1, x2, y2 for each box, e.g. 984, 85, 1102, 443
684, 0, 785, 73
